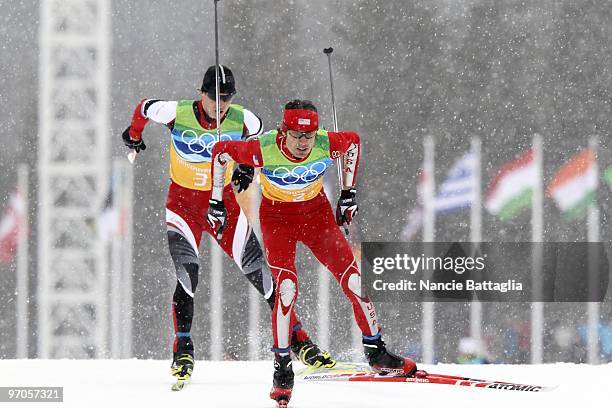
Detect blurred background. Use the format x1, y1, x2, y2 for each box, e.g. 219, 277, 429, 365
0, 0, 610, 364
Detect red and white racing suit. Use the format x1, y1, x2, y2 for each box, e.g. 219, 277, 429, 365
127, 99, 307, 351
211, 132, 380, 354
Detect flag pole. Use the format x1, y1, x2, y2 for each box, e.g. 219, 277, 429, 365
586, 136, 600, 364
422, 135, 435, 364
530, 134, 544, 364
16, 164, 29, 358
469, 137, 483, 346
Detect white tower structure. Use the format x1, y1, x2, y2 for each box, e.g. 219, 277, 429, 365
37, 0, 111, 358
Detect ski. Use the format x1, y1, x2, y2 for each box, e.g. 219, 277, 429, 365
296, 361, 372, 376
299, 368, 556, 392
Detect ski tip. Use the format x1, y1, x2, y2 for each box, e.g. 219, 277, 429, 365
415, 369, 428, 378
540, 384, 559, 392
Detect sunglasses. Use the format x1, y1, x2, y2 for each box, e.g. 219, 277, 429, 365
286, 129, 316, 140
204, 91, 235, 102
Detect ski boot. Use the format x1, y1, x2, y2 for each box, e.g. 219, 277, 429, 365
270, 354, 294, 408
170, 335, 194, 391
363, 335, 417, 377
291, 336, 336, 369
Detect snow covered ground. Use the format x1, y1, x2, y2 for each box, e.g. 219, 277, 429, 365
0, 360, 609, 407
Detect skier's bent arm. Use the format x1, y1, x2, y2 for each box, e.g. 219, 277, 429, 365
210, 139, 263, 201
328, 131, 361, 188
129, 99, 177, 138
208, 140, 262, 237
141, 99, 178, 124
233, 109, 263, 193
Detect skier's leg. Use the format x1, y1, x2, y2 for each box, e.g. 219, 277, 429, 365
228, 211, 334, 366
258, 210, 299, 356
303, 206, 417, 376
207, 189, 334, 365
211, 188, 305, 337
259, 213, 298, 405
168, 230, 199, 348
166, 208, 202, 336
165, 205, 203, 380
302, 207, 379, 337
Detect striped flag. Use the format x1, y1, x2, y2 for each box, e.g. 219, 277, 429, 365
485, 148, 536, 221
604, 166, 612, 188
546, 149, 597, 219
0, 188, 26, 264
402, 150, 477, 239
434, 151, 476, 213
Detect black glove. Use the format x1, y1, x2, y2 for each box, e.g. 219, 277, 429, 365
122, 126, 147, 153
231, 164, 255, 193
207, 199, 227, 239
336, 188, 358, 227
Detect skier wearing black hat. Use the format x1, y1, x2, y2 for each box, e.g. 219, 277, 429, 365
121, 66, 335, 389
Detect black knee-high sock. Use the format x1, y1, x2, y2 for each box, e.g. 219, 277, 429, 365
171, 263, 199, 352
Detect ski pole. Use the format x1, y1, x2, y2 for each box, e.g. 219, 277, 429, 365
213, 0, 221, 141
323, 47, 349, 236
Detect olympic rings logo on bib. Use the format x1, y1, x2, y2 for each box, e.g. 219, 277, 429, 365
270, 161, 328, 184
180, 129, 234, 155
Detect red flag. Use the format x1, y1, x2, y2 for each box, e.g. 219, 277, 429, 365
98, 180, 129, 242
0, 189, 25, 264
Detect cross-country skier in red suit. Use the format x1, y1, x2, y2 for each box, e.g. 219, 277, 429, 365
121, 67, 335, 386
207, 100, 417, 407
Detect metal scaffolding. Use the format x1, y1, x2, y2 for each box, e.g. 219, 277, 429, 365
37, 0, 111, 358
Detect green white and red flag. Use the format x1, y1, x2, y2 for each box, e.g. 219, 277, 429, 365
485, 148, 536, 221
546, 149, 597, 219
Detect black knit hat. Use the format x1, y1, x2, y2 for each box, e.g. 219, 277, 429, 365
200, 65, 236, 95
